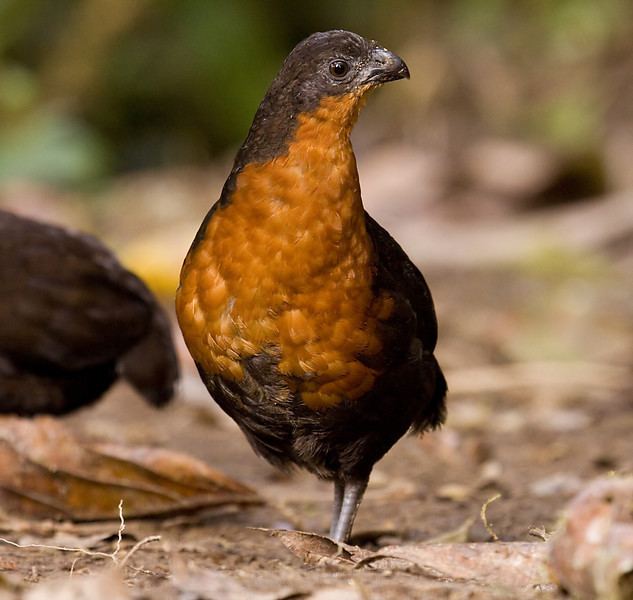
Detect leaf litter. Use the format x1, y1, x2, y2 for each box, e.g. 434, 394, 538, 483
0, 416, 261, 521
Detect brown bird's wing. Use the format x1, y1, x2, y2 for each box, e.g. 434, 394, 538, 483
364, 211, 438, 353
0, 211, 178, 413
364, 211, 447, 432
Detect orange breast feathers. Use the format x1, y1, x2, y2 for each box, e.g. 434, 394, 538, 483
176, 95, 394, 409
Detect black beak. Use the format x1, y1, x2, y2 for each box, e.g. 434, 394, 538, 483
364, 46, 410, 85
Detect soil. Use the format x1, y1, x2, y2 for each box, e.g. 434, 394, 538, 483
1, 265, 631, 599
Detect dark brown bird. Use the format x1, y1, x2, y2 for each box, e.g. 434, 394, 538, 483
0, 210, 179, 415
176, 30, 446, 543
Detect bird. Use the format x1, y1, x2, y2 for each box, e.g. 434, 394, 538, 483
176, 30, 447, 543
0, 210, 179, 416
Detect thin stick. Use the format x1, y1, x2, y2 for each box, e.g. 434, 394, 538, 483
112, 498, 125, 559
0, 499, 160, 575
0, 537, 117, 561
69, 557, 81, 577
118, 535, 161, 569
480, 493, 502, 541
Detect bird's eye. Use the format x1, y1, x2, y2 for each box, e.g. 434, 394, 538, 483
329, 59, 350, 79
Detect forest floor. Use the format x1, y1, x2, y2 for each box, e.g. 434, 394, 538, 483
2, 264, 631, 599
1, 150, 632, 598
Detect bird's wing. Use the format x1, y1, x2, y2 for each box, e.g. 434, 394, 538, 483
0, 211, 153, 371
364, 211, 446, 432
364, 211, 439, 353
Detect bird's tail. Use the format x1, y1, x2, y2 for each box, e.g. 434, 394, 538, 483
428, 360, 448, 429
119, 305, 179, 406
411, 355, 447, 433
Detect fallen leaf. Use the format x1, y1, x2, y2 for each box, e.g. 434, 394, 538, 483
256, 529, 360, 567
89, 443, 254, 496
0, 416, 261, 520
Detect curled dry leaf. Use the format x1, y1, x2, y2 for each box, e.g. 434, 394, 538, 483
256, 528, 361, 567
0, 416, 261, 520
549, 476, 633, 600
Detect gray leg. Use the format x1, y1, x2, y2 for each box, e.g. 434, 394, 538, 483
329, 478, 345, 539
330, 478, 368, 543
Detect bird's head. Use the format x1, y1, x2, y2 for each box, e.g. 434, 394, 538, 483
236, 31, 409, 167
276, 30, 410, 109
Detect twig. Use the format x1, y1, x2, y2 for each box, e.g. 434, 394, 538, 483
0, 536, 118, 561
127, 564, 165, 578
69, 557, 81, 577
480, 493, 502, 541
112, 498, 125, 557
0, 499, 160, 575
118, 535, 161, 569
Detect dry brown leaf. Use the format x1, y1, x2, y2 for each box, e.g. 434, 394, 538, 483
90, 443, 254, 496
256, 528, 360, 567
0, 416, 261, 520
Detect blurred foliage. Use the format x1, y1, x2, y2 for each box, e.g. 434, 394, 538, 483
0, 0, 632, 187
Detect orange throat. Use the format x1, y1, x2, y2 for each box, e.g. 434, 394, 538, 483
176, 92, 392, 409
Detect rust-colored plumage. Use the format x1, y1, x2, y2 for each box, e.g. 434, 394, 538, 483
177, 30, 447, 542
178, 94, 387, 409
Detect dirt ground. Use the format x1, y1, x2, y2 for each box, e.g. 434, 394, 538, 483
2, 262, 631, 599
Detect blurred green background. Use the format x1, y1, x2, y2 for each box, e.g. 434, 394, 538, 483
1, 0, 632, 189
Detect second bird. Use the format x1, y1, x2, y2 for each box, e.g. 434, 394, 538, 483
176, 30, 447, 543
